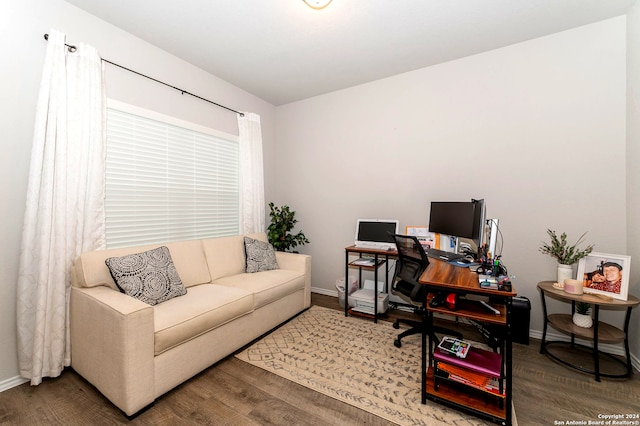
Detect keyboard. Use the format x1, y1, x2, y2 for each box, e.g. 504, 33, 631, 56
355, 242, 395, 250
425, 248, 464, 262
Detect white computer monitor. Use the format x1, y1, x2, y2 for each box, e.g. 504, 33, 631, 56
354, 219, 400, 250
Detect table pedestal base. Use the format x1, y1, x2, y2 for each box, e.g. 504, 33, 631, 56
541, 340, 632, 381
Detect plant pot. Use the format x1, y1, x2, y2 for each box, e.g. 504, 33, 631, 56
557, 264, 573, 284
573, 312, 593, 328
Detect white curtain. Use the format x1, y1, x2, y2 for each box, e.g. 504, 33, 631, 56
237, 112, 265, 234
16, 29, 106, 385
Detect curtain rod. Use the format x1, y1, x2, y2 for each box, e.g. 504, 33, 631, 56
44, 33, 244, 117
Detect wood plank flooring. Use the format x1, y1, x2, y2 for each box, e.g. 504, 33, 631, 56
0, 293, 637, 425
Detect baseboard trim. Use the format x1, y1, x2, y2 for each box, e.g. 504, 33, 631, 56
0, 375, 29, 393
311, 286, 336, 297
310, 288, 639, 372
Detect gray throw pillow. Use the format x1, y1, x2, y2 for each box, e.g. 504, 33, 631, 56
105, 246, 187, 305
244, 237, 279, 273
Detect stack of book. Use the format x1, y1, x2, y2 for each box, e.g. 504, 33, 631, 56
434, 338, 505, 398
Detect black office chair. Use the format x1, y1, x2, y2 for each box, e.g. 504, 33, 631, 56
390, 234, 462, 348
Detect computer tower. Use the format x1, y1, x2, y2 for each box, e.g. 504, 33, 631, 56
510, 296, 531, 345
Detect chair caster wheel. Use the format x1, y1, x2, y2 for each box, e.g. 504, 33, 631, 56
394, 339, 402, 348
393, 322, 400, 329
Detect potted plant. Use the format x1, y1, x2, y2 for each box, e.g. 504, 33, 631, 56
573, 302, 593, 328
539, 229, 594, 284
267, 202, 309, 252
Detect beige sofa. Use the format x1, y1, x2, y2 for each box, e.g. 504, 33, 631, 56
69, 232, 311, 416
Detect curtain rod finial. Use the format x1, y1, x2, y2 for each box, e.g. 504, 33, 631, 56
43, 32, 77, 52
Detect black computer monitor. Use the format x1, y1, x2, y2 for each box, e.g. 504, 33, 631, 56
428, 201, 475, 239
428, 199, 485, 248
471, 198, 486, 250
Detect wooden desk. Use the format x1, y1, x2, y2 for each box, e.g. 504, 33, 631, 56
538, 281, 639, 381
420, 258, 517, 298
419, 258, 516, 426
344, 245, 398, 322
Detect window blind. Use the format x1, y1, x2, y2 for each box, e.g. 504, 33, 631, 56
105, 105, 239, 248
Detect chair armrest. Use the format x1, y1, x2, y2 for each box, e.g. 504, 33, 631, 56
276, 252, 312, 307
70, 286, 155, 416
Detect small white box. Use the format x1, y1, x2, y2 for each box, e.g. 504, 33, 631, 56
349, 289, 389, 314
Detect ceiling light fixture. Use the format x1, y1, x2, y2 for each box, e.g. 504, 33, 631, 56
302, 0, 333, 10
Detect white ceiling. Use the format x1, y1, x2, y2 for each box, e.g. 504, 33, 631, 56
64, 0, 636, 106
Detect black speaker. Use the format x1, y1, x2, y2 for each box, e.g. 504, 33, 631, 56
510, 296, 531, 345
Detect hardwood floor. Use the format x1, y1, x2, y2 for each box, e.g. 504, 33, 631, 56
0, 293, 638, 425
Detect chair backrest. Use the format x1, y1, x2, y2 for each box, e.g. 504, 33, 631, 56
391, 234, 430, 302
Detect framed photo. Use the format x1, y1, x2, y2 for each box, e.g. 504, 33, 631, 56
577, 252, 631, 301
405, 226, 439, 249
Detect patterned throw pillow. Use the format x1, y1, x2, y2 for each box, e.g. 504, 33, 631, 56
105, 246, 187, 306
244, 237, 279, 273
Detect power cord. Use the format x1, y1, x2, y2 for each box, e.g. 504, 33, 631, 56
494, 221, 504, 258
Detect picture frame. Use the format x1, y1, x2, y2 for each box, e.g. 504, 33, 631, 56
577, 252, 631, 301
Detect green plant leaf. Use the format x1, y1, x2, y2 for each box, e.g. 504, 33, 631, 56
267, 202, 309, 252
575, 302, 591, 315
539, 229, 593, 264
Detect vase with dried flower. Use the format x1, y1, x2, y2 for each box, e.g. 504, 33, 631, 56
539, 229, 594, 285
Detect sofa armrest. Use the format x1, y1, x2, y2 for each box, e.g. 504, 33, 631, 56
276, 252, 312, 307
70, 286, 155, 416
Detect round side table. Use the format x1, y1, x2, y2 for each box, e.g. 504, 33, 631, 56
537, 281, 639, 381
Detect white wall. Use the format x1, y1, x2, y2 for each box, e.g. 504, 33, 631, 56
627, 0, 640, 360
0, 0, 635, 390
276, 18, 629, 345
0, 0, 276, 386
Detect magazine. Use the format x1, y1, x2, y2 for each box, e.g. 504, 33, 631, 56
435, 365, 505, 397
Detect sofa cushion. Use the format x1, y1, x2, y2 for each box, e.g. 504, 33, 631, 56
202, 233, 269, 281
202, 235, 246, 281
105, 246, 187, 306
244, 237, 279, 273
213, 269, 305, 310
153, 284, 254, 355
72, 239, 211, 290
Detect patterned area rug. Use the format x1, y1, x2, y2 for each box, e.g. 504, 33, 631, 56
236, 306, 516, 425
